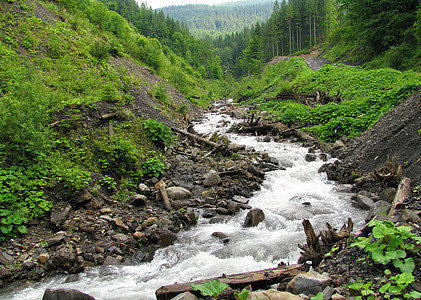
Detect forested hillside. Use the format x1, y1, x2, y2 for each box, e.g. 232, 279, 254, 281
161, 1, 273, 38
213, 0, 420, 77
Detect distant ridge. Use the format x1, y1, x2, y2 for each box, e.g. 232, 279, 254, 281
160, 1, 273, 38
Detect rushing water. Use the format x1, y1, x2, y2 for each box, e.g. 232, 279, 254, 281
5, 101, 365, 300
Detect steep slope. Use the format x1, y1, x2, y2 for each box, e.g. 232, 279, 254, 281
0, 0, 207, 241
340, 90, 421, 186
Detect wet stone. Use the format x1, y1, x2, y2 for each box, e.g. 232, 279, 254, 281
0, 250, 14, 266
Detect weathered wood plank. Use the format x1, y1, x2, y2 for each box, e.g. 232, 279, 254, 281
388, 177, 411, 216
155, 264, 306, 300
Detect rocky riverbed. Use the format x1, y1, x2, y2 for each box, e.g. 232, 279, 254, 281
1, 96, 420, 300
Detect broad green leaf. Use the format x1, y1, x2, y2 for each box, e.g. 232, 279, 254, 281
389, 284, 403, 295
379, 282, 390, 293
404, 291, 421, 298
395, 273, 415, 285
393, 257, 415, 273
191, 280, 229, 297
17, 225, 28, 234
372, 248, 391, 264
235, 288, 250, 300
372, 222, 389, 239
350, 237, 371, 249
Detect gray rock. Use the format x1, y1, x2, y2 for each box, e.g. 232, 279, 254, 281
127, 194, 147, 207
354, 195, 375, 210
166, 187, 192, 200
50, 202, 72, 226
43, 288, 95, 300
0, 266, 11, 279
228, 143, 246, 152
111, 234, 130, 242
216, 207, 230, 215
170, 291, 200, 300
248, 165, 265, 179
232, 195, 249, 204
366, 200, 391, 222
48, 231, 67, 246
305, 154, 317, 162
103, 255, 123, 266
0, 250, 14, 266
202, 209, 216, 218
150, 228, 177, 246
232, 108, 247, 119
52, 246, 75, 268
211, 232, 229, 239
248, 289, 301, 299
287, 271, 331, 296
243, 208, 265, 227
203, 171, 222, 187
380, 187, 396, 203
323, 286, 336, 299
23, 259, 35, 270
226, 200, 240, 215
76, 190, 93, 204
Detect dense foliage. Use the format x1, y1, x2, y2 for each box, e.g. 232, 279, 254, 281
230, 57, 421, 142
0, 0, 210, 239
99, 0, 224, 79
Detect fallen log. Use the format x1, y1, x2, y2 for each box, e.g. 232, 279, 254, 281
156, 181, 172, 211
155, 264, 306, 300
170, 126, 220, 149
388, 177, 411, 216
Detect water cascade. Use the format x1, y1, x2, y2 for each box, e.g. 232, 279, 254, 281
5, 101, 365, 300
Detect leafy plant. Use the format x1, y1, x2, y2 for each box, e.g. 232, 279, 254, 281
141, 152, 166, 178
191, 280, 230, 298
348, 220, 421, 299
143, 119, 172, 150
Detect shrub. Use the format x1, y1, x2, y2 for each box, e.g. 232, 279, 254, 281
143, 119, 172, 150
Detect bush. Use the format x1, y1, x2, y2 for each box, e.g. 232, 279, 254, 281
141, 152, 167, 178
143, 119, 172, 150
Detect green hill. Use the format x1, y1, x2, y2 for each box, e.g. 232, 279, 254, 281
161, 1, 273, 38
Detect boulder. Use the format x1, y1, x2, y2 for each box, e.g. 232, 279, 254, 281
43, 288, 95, 300
111, 234, 130, 242
379, 187, 396, 203
166, 187, 192, 200
305, 154, 317, 162
248, 289, 301, 299
127, 194, 147, 207
366, 200, 391, 222
38, 253, 50, 264
103, 255, 123, 266
171, 292, 200, 300
203, 171, 222, 187
150, 228, 177, 246
0, 250, 14, 266
50, 202, 72, 227
243, 208, 265, 227
76, 190, 93, 204
354, 195, 375, 210
287, 271, 331, 296
52, 246, 75, 268
232, 108, 247, 119
47, 231, 67, 246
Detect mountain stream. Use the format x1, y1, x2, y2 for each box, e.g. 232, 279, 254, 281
7, 100, 365, 300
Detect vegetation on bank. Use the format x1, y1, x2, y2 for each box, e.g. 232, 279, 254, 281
0, 0, 219, 239
230, 57, 421, 142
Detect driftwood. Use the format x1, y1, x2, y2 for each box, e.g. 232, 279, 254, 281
155, 264, 306, 300
156, 181, 172, 211
298, 219, 353, 268
170, 126, 220, 149
372, 155, 403, 189
388, 177, 411, 216
100, 112, 118, 120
